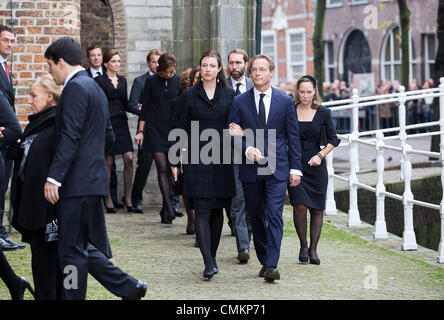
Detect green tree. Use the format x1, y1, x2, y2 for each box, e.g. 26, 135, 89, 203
398, 0, 410, 89
313, 0, 326, 98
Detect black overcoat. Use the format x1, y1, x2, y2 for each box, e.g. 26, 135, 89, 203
11, 106, 57, 241
174, 82, 235, 199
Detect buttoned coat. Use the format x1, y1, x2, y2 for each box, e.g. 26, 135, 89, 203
174, 81, 235, 199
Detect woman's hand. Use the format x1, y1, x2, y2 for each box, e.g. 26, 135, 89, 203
229, 123, 244, 137
170, 166, 178, 181
308, 154, 322, 166
0, 127, 4, 139
134, 131, 144, 145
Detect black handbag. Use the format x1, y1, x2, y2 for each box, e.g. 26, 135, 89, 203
44, 219, 58, 242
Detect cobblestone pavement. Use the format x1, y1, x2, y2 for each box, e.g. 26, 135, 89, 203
83, 204, 443, 300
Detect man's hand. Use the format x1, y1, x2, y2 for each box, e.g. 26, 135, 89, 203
0, 127, 5, 138
246, 147, 264, 162
44, 181, 60, 204
289, 174, 301, 187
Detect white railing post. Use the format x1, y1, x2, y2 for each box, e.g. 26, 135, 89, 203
401, 143, 417, 250
348, 133, 361, 227
398, 85, 407, 180
351, 88, 360, 172
374, 131, 388, 239
438, 77, 444, 263
325, 149, 337, 216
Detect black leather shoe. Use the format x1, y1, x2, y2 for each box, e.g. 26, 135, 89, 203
166, 211, 175, 223
213, 260, 219, 274
105, 205, 117, 214
237, 249, 250, 264
258, 265, 267, 277
122, 197, 134, 213
0, 238, 17, 251
309, 249, 320, 265
203, 266, 215, 280
264, 268, 280, 283
173, 208, 184, 217
13, 277, 35, 300
133, 204, 144, 214
4, 238, 25, 249
186, 228, 195, 235
123, 280, 148, 300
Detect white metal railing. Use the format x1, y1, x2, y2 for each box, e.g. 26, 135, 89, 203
323, 77, 444, 264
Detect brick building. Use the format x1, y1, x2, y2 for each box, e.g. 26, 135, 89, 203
0, 0, 255, 205
261, 0, 438, 89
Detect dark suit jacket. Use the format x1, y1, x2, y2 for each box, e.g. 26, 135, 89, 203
226, 76, 254, 92
227, 87, 301, 183
128, 71, 152, 116
0, 62, 14, 110
48, 70, 114, 198
174, 82, 235, 199
0, 90, 21, 151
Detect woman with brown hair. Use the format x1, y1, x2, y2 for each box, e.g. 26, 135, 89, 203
95, 49, 135, 213
171, 50, 235, 279
134, 53, 180, 224
288, 75, 340, 265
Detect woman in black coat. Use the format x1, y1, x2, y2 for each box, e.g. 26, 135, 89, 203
95, 49, 135, 213
134, 53, 180, 224
171, 50, 235, 279
10, 74, 63, 299
288, 75, 340, 265
0, 89, 34, 300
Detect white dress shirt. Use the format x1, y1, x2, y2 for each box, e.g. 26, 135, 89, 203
231, 76, 247, 94
246, 86, 302, 176
47, 68, 85, 187
89, 67, 103, 78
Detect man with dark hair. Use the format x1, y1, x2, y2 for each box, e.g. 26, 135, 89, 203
0, 25, 25, 251
226, 49, 253, 264
44, 36, 147, 300
86, 45, 105, 78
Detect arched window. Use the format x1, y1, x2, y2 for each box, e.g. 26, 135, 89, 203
381, 26, 418, 82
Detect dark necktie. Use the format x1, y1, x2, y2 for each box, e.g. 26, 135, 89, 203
96, 71, 101, 77
235, 83, 241, 96
258, 93, 266, 128
4, 61, 10, 83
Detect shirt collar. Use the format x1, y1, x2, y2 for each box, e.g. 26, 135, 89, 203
0, 56, 6, 64
64, 68, 84, 86
253, 86, 272, 98
231, 76, 246, 87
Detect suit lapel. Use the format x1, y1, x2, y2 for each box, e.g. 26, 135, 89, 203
246, 88, 261, 128
266, 87, 279, 129
0, 65, 13, 101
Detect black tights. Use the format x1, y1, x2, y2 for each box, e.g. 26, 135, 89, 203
153, 152, 173, 215
194, 208, 224, 271
0, 249, 21, 299
293, 204, 324, 259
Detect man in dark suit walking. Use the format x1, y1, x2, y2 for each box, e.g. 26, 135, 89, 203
228, 54, 302, 283
0, 25, 25, 251
43, 37, 147, 300
226, 49, 253, 264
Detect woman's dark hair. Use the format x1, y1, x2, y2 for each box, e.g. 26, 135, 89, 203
44, 36, 83, 66
199, 50, 227, 86
157, 53, 177, 73
190, 65, 200, 85
103, 49, 119, 64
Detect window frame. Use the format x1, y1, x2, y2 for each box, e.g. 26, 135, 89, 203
285, 27, 306, 82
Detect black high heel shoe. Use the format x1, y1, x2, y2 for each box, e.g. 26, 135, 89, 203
122, 197, 134, 212
203, 266, 215, 280
104, 200, 116, 213
308, 248, 320, 265
298, 247, 309, 264
13, 277, 35, 300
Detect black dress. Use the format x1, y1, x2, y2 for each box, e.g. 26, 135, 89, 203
288, 105, 340, 210
174, 82, 235, 209
141, 74, 180, 153
95, 74, 134, 155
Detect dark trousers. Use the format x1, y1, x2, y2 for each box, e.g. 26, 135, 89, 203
242, 175, 287, 268
110, 158, 118, 206
131, 144, 154, 206
0, 157, 13, 239
231, 165, 251, 252
57, 197, 137, 300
